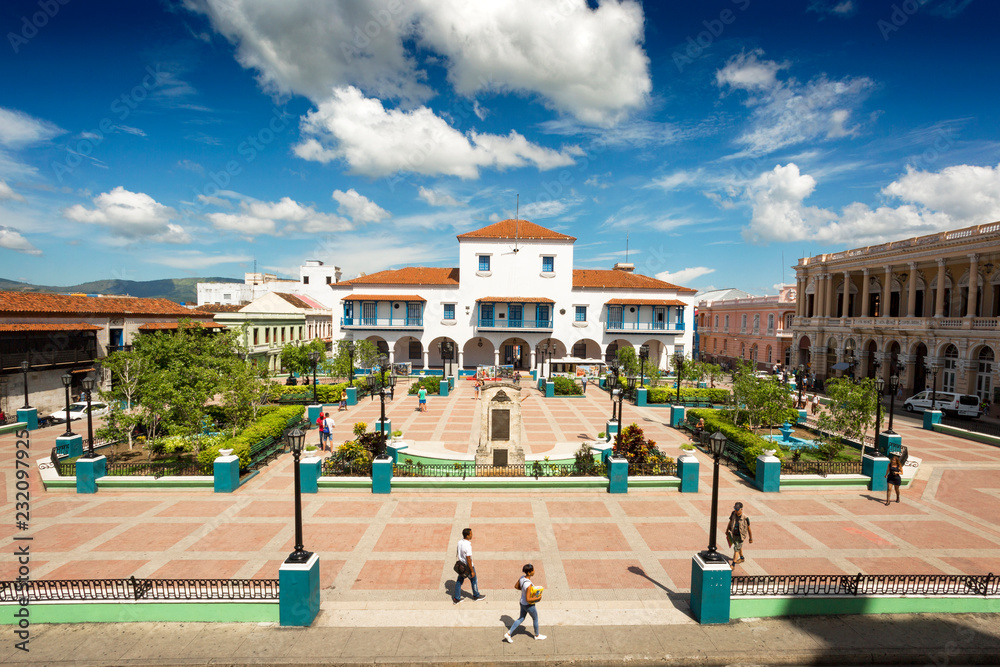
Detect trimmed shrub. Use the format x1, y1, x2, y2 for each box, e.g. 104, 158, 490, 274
408, 376, 441, 395
553, 376, 582, 395
197, 405, 305, 469
647, 387, 730, 404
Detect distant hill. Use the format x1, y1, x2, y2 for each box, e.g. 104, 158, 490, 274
0, 277, 242, 304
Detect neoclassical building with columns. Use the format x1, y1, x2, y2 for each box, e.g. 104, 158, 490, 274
791, 222, 1000, 400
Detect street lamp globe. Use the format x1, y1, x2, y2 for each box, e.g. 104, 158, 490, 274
709, 431, 727, 459
876, 376, 885, 393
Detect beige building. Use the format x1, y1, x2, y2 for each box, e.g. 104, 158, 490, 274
791, 222, 1000, 401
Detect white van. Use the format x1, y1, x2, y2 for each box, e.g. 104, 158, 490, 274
903, 391, 981, 418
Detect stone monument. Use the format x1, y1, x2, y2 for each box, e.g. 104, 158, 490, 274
476, 382, 525, 466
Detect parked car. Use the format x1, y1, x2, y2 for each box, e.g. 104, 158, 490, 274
47, 401, 110, 423
903, 391, 980, 418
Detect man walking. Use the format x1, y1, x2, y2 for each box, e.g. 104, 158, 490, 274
322, 412, 336, 453
726, 501, 753, 568
453, 528, 486, 603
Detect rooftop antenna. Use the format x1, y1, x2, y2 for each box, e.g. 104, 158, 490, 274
504, 194, 521, 255
625, 233, 629, 263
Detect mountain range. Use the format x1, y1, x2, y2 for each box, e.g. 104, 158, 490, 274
0, 277, 242, 304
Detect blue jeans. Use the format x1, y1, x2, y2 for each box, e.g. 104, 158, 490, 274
453, 572, 479, 601
507, 603, 538, 636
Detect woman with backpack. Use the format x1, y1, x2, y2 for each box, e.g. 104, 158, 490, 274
503, 564, 545, 642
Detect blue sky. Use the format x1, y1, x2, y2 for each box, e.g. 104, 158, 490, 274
1, 0, 998, 295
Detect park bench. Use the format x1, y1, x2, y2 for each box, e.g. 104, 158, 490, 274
247, 436, 283, 470
721, 439, 746, 470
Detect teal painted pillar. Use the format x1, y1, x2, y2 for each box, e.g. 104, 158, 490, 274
678, 454, 699, 493
439, 379, 449, 397
75, 456, 106, 494
697, 381, 707, 389
386, 443, 407, 464
877, 432, 902, 457
530, 369, 538, 381
372, 457, 392, 494
375, 417, 392, 436
670, 405, 685, 427
599, 377, 605, 389
300, 456, 321, 494
755, 453, 780, 492
690, 554, 732, 624
597, 446, 613, 464
55, 434, 83, 458
306, 404, 322, 426
537, 377, 545, 392
448, 376, 455, 390
797, 409, 808, 424
345, 386, 358, 406
213, 454, 241, 493
16, 408, 37, 431
862, 454, 889, 492
605, 420, 619, 441
922, 409, 942, 430
636, 388, 648, 407
279, 553, 320, 626
545, 381, 554, 398
607, 457, 628, 494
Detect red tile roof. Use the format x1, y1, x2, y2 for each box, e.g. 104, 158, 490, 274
0, 323, 102, 332
137, 322, 225, 331
194, 304, 245, 313
340, 294, 425, 302
572, 270, 697, 293
273, 292, 317, 310
477, 296, 555, 303
340, 267, 460, 286
456, 219, 576, 241
0, 292, 214, 317
605, 298, 687, 306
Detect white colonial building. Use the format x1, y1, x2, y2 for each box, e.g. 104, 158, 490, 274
329, 219, 696, 373
197, 261, 343, 309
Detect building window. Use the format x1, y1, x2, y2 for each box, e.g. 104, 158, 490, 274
753, 315, 759, 330
299, 326, 303, 340
443, 304, 455, 320
575, 305, 587, 321
326, 276, 332, 284
573, 341, 587, 357
253, 329, 259, 345
542, 256, 554, 272
724, 315, 729, 328
265, 328, 270, 344
768, 314, 775, 330
741, 314, 747, 329
303, 276, 309, 285
223, 293, 231, 301
409, 340, 422, 360
479, 255, 491, 271
715, 315, 719, 327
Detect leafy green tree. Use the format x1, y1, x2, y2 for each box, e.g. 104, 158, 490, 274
817, 377, 881, 457
615, 345, 640, 377
330, 339, 382, 380
730, 361, 792, 434
280, 339, 327, 377
219, 358, 280, 437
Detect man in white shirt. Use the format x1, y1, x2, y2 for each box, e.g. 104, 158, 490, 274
322, 414, 335, 453
452, 527, 486, 603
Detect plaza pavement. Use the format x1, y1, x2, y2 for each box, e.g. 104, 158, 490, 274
2, 377, 1000, 665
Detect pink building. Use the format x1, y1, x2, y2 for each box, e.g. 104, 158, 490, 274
697, 286, 797, 370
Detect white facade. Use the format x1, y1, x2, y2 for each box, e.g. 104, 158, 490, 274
329, 220, 695, 373
197, 262, 342, 309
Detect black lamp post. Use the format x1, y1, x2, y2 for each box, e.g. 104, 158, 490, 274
81, 376, 96, 458
796, 363, 805, 409
439, 341, 454, 377
699, 431, 729, 563
886, 370, 900, 434
873, 375, 885, 457
346, 341, 355, 384
61, 373, 75, 437
607, 362, 620, 421
639, 344, 649, 389
284, 427, 313, 564
367, 364, 395, 459
674, 351, 685, 404
20, 359, 30, 409
308, 350, 321, 406
611, 375, 637, 454
926, 362, 938, 413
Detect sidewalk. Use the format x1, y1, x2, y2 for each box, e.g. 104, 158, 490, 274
4, 611, 999, 665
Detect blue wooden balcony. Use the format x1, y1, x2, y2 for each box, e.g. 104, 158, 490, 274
605, 321, 684, 333
477, 318, 553, 331
341, 317, 423, 330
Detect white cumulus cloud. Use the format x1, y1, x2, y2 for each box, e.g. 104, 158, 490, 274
207, 196, 352, 236
741, 162, 1000, 245
0, 180, 25, 202
656, 267, 715, 285
417, 186, 462, 207
63, 186, 191, 243
294, 86, 580, 178
0, 225, 41, 255
332, 188, 389, 223
716, 50, 874, 156
0, 107, 64, 147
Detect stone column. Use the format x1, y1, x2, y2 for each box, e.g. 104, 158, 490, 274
458, 350, 465, 370
906, 262, 917, 317
861, 268, 871, 317
842, 270, 851, 317
883, 265, 892, 317
966, 253, 979, 317
529, 349, 536, 369
422, 349, 429, 370
935, 259, 947, 317
797, 275, 805, 316
388, 350, 395, 366
825, 272, 835, 317
815, 275, 825, 318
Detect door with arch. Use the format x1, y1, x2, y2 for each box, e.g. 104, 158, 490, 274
976, 347, 993, 401
942, 345, 958, 393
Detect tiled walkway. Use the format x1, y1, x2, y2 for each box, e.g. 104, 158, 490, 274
4, 379, 1000, 627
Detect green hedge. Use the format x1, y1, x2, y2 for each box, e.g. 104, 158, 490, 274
274, 379, 372, 402
196, 405, 306, 470
408, 376, 441, 395
553, 376, 582, 396
647, 387, 730, 404
686, 408, 783, 475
